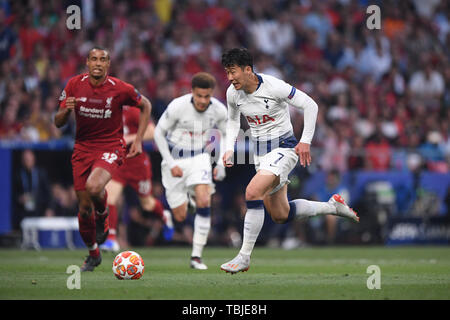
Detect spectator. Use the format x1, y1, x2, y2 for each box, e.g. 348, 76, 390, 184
320, 125, 351, 173
348, 134, 366, 170
0, 101, 22, 140
365, 130, 392, 171
13, 149, 51, 229
419, 131, 447, 172
302, 2, 334, 49
408, 61, 445, 109
0, 8, 17, 63
359, 35, 392, 82
46, 184, 78, 217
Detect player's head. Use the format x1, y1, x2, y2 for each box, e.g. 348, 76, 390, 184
191, 72, 216, 112
221, 48, 254, 91
86, 46, 110, 80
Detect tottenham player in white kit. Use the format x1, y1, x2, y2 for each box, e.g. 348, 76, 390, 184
220, 48, 359, 274
154, 72, 227, 270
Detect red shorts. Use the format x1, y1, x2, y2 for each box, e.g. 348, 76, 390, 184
71, 143, 126, 191
111, 152, 153, 197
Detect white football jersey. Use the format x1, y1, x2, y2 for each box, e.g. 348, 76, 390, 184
225, 73, 318, 151
155, 93, 227, 167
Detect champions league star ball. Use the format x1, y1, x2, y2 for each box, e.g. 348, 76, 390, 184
112, 251, 145, 280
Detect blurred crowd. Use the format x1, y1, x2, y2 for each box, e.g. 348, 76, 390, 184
1, 0, 449, 246
0, 0, 449, 172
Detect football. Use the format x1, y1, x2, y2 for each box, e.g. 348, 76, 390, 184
112, 251, 145, 280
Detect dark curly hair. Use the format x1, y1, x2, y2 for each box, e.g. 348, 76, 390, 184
221, 48, 253, 71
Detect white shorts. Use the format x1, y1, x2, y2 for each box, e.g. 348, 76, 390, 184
253, 147, 298, 194
161, 153, 215, 209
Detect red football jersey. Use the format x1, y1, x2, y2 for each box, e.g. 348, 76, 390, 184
121, 104, 152, 162
122, 105, 142, 136
59, 73, 142, 150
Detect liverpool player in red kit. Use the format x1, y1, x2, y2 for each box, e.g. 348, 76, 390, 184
54, 47, 151, 271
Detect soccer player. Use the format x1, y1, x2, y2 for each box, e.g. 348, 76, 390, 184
220, 48, 359, 274
54, 47, 151, 271
101, 105, 174, 252
154, 72, 227, 270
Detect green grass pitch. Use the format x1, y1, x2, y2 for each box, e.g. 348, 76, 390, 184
0, 246, 449, 300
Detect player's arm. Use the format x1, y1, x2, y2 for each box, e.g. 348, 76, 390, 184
213, 105, 228, 181
54, 83, 75, 128
284, 86, 318, 167
153, 104, 182, 177
124, 122, 155, 145
223, 89, 241, 167
54, 98, 75, 128
127, 95, 151, 158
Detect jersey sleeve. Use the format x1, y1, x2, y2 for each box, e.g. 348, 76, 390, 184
157, 100, 179, 132
225, 86, 241, 152
153, 100, 180, 168
268, 75, 318, 144
58, 78, 74, 109
267, 76, 297, 103
122, 82, 143, 107
214, 100, 228, 165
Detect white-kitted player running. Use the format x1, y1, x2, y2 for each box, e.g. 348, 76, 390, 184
220, 48, 359, 274
154, 72, 227, 270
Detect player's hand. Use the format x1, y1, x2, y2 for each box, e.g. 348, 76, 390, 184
127, 140, 142, 158
222, 150, 234, 167
171, 165, 183, 177
213, 165, 226, 181
65, 97, 78, 111
295, 142, 312, 167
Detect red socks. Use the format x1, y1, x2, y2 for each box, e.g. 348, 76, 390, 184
107, 204, 118, 241
77, 211, 99, 257
152, 199, 165, 222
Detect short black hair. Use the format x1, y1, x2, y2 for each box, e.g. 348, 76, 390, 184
221, 48, 253, 71
191, 72, 216, 89
88, 46, 110, 60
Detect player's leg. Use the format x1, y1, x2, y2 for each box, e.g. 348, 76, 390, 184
85, 166, 112, 245
190, 184, 212, 270
71, 149, 102, 271
85, 166, 111, 213
139, 194, 174, 241
170, 202, 188, 222
261, 148, 359, 224
221, 170, 278, 273
282, 194, 359, 223
263, 182, 289, 223
262, 186, 359, 225
240, 170, 278, 254
161, 159, 188, 223
100, 179, 124, 252
76, 190, 102, 271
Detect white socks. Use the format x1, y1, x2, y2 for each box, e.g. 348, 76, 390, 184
239, 201, 265, 257
237, 199, 336, 258
191, 213, 211, 258
289, 199, 336, 219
